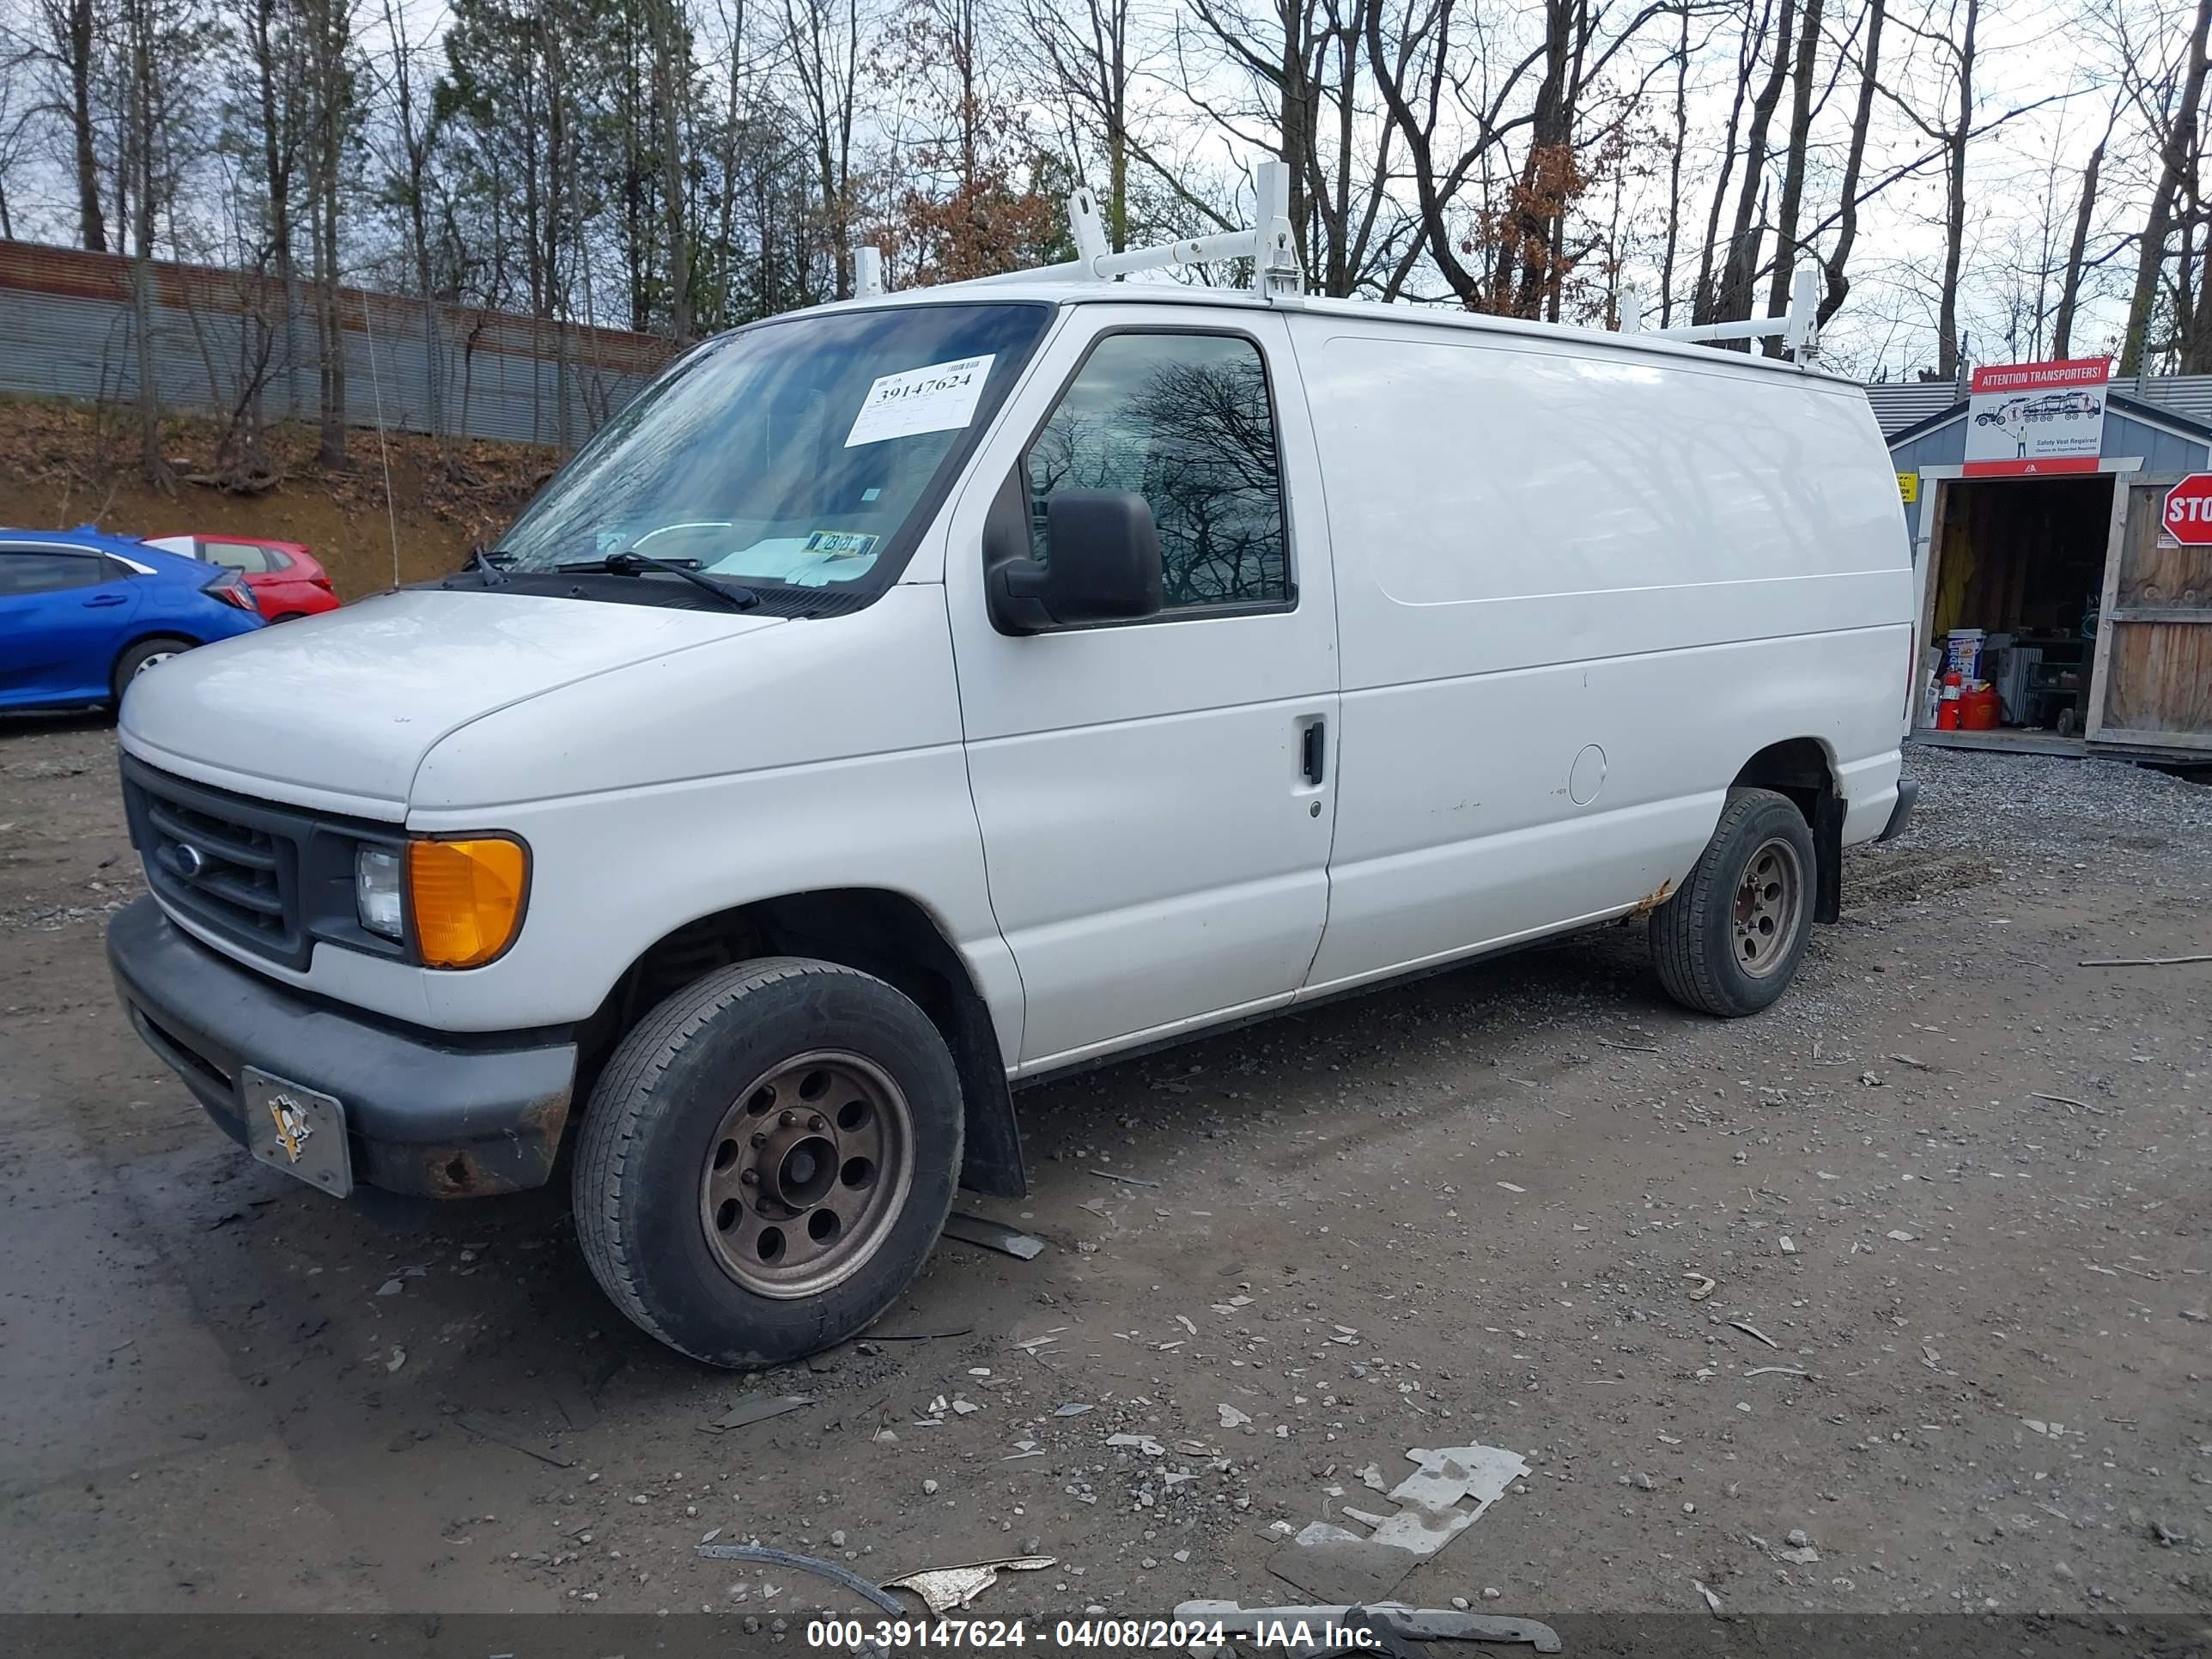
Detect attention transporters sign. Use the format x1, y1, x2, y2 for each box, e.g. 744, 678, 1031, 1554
1963, 358, 2110, 477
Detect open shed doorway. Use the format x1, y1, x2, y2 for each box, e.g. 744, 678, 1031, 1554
1922, 474, 2114, 741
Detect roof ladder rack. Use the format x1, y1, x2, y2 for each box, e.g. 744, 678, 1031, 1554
937, 160, 1304, 297
1619, 267, 1822, 362
1062, 160, 1303, 295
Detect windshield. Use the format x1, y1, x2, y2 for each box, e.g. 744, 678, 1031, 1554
493, 302, 1051, 591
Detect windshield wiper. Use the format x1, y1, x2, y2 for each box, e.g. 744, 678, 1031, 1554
458, 545, 514, 585
555, 550, 760, 611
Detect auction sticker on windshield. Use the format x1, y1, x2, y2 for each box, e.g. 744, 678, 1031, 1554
846, 354, 996, 447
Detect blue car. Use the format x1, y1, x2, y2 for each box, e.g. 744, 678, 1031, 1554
0, 526, 265, 713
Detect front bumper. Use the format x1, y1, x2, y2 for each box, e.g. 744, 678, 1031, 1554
106, 896, 577, 1198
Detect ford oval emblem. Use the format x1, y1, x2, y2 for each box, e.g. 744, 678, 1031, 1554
167, 842, 208, 882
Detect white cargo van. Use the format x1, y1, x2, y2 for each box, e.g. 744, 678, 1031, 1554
106, 178, 1916, 1365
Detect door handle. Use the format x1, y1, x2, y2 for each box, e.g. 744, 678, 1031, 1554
1301, 718, 1326, 786
83, 593, 128, 608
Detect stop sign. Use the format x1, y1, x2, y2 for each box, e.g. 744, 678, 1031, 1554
2164, 474, 2212, 544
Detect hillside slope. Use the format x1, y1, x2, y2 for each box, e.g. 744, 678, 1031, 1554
0, 399, 558, 599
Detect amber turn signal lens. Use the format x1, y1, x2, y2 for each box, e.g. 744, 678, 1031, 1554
406, 836, 528, 969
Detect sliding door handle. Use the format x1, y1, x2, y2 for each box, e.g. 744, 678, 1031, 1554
1300, 718, 1326, 786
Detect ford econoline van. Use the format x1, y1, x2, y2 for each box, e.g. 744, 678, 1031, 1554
106, 191, 1916, 1365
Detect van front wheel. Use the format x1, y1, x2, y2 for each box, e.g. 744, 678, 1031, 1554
1650, 788, 1815, 1018
573, 957, 963, 1368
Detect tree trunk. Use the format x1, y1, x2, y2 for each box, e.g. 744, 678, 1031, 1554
2180, 213, 2208, 371
252, 0, 302, 437
125, 0, 167, 488
1692, 0, 1762, 323
1105, 0, 1128, 251
1936, 0, 1978, 379
1505, 0, 1576, 318
307, 0, 349, 471
656, 0, 691, 341
1660, 0, 1688, 325
70, 0, 106, 251
2052, 137, 2102, 357
1818, 0, 1882, 325
1279, 0, 1313, 269
2121, 0, 2212, 374
1761, 0, 1823, 349
1715, 0, 1792, 329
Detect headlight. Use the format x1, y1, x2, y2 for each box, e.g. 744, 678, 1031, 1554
406, 836, 529, 969
355, 847, 404, 939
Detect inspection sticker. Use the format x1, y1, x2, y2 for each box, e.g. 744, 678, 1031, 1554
802, 530, 879, 558
845, 354, 995, 447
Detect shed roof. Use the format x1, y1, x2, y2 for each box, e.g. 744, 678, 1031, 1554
1879, 390, 2212, 452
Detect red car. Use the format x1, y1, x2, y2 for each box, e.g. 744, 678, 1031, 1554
141, 535, 339, 622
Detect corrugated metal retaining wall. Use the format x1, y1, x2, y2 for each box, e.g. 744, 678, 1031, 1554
0, 241, 679, 448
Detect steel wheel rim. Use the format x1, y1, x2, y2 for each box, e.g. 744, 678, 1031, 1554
132, 651, 178, 678
698, 1049, 915, 1299
1733, 836, 1804, 978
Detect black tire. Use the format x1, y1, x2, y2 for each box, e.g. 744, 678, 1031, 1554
1650, 787, 1816, 1018
573, 957, 963, 1368
111, 635, 195, 701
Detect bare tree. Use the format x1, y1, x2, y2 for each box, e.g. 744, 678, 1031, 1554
2119, 0, 2212, 371
371, 0, 448, 446
27, 0, 111, 249
116, 0, 170, 483
1659, 0, 1691, 324
2051, 94, 2119, 356
1935, 0, 1978, 375
1176, 0, 1401, 295
1689, 0, 1764, 324
1816, 0, 1884, 324
653, 0, 693, 341
0, 43, 34, 240
782, 0, 863, 295
300, 0, 355, 465
1024, 0, 1134, 249
1705, 0, 1791, 327
1759, 0, 1823, 343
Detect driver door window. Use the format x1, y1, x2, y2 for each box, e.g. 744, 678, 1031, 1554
1024, 331, 1290, 612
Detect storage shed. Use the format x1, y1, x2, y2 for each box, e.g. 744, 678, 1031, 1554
1884, 388, 2212, 763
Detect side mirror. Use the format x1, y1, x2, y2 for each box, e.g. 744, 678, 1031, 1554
987, 489, 1164, 633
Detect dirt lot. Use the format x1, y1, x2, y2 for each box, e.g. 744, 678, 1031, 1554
3, 715, 2209, 1631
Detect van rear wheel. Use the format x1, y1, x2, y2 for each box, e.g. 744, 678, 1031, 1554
1650, 788, 1815, 1018
573, 957, 963, 1368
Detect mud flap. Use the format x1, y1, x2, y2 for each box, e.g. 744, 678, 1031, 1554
950, 985, 1026, 1198
1814, 793, 1844, 924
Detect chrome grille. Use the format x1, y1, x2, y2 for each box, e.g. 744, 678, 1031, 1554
123, 763, 306, 965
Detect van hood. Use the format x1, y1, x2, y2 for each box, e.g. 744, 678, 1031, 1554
119, 587, 782, 812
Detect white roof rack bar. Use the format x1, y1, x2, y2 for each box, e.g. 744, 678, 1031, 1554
848, 157, 1310, 300
843, 153, 1827, 365
1015, 160, 1306, 295
1069, 187, 1110, 269
853, 246, 884, 300
1630, 266, 1820, 362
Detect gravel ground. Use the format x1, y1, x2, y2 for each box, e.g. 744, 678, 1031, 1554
3, 717, 2208, 1630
